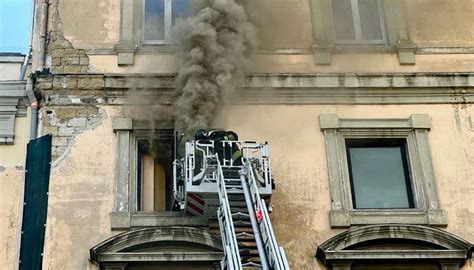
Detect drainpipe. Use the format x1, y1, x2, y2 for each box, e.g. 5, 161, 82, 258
38, 0, 49, 72
25, 0, 48, 141
26, 80, 38, 140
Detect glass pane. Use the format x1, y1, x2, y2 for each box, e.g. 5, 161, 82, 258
332, 0, 356, 40
144, 0, 165, 41
358, 0, 383, 40
346, 140, 413, 209
172, 0, 191, 25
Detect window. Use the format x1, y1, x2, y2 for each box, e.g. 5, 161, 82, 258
319, 114, 447, 227
142, 0, 191, 44
345, 138, 414, 209
116, 0, 205, 65
309, 0, 416, 64
111, 118, 209, 229
136, 139, 172, 212
331, 0, 386, 44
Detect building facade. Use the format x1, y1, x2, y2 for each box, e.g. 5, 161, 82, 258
1, 0, 474, 269
0, 52, 30, 270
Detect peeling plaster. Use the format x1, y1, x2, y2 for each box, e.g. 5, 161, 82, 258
50, 108, 107, 167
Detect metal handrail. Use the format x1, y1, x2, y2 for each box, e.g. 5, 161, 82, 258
246, 161, 290, 270
216, 157, 242, 269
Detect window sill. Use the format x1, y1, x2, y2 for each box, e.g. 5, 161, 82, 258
137, 45, 178, 55
330, 209, 447, 228
111, 211, 209, 230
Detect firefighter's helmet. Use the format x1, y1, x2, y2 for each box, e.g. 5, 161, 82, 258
194, 129, 208, 140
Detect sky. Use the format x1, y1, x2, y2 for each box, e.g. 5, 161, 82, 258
0, 0, 32, 54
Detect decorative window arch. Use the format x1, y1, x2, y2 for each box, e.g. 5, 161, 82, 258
90, 227, 223, 270
316, 224, 473, 270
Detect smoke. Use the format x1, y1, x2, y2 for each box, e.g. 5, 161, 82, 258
173, 0, 257, 135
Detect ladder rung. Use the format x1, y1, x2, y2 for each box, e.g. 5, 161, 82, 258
236, 232, 255, 239
242, 262, 262, 267
232, 212, 249, 217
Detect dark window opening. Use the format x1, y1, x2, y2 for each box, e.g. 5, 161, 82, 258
345, 138, 415, 209
137, 130, 174, 211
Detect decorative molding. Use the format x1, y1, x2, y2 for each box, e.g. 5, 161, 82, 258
0, 80, 27, 144
316, 224, 472, 268
85, 46, 474, 56
319, 114, 447, 228
90, 227, 223, 266
115, 0, 137, 65
130, 212, 208, 227
102, 73, 474, 105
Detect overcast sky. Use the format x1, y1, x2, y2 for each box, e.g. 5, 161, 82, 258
0, 0, 32, 53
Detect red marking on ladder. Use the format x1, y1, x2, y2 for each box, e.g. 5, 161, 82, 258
189, 193, 205, 205
187, 201, 204, 215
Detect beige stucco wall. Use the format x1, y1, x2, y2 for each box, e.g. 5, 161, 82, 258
57, 0, 474, 51
41, 106, 118, 270
37, 103, 474, 269
0, 166, 24, 270
58, 0, 119, 49
0, 114, 30, 270
52, 0, 474, 75
215, 103, 474, 269
243, 0, 313, 50
0, 116, 30, 167
406, 0, 474, 47
89, 52, 474, 74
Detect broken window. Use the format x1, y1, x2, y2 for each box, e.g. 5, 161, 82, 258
143, 0, 192, 44
331, 0, 386, 44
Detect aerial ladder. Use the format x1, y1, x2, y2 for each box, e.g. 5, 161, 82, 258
173, 133, 290, 269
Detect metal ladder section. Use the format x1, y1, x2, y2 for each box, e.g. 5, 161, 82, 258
217, 160, 290, 270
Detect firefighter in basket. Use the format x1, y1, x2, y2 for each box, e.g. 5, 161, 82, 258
195, 129, 243, 166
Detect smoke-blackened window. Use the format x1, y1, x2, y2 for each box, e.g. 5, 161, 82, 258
331, 0, 386, 44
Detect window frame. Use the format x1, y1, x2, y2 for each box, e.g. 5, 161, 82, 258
319, 114, 447, 228
141, 0, 173, 45
111, 117, 208, 229
116, 0, 203, 65
309, 0, 416, 65
330, 0, 387, 45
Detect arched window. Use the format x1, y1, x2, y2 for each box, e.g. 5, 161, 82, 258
316, 224, 472, 270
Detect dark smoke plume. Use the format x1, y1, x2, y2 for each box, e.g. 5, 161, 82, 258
173, 0, 257, 135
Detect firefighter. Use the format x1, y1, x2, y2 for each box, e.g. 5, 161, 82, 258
194, 129, 242, 165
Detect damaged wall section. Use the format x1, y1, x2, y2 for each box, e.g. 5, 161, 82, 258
35, 75, 106, 162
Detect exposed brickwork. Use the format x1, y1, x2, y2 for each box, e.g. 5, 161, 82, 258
47, 0, 89, 74
39, 105, 105, 160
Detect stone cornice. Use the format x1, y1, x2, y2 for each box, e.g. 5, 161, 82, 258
316, 224, 473, 267
102, 73, 474, 105
103, 72, 474, 89
0, 80, 27, 144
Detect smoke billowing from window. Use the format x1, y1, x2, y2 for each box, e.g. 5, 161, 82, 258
173, 0, 257, 135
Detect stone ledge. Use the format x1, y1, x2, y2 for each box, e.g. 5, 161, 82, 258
111, 211, 209, 230
102, 73, 474, 89
329, 210, 448, 228
131, 212, 208, 227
